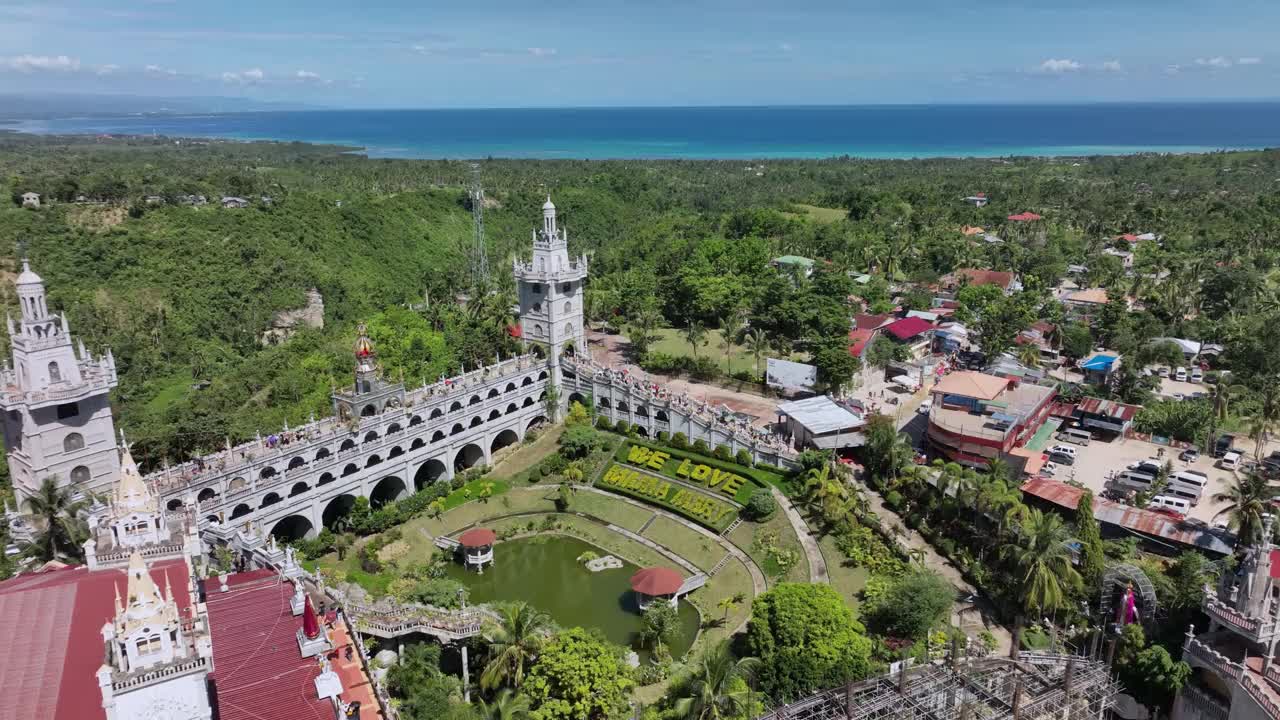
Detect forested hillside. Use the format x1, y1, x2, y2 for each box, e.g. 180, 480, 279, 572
3, 133, 1280, 478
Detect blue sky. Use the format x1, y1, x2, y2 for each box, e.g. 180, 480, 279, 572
1, 0, 1277, 107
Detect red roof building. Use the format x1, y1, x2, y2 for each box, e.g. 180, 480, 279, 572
853, 313, 893, 331
1007, 211, 1043, 222
882, 316, 934, 342
205, 571, 345, 720
630, 567, 684, 596
848, 328, 877, 358
459, 527, 497, 548
943, 268, 1018, 293
0, 559, 192, 720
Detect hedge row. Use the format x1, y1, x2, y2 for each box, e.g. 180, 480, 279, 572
596, 462, 739, 532
615, 438, 788, 502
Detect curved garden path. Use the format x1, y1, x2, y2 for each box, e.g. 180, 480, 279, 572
771, 487, 829, 583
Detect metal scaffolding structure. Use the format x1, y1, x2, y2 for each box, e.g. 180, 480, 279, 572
757, 653, 1119, 720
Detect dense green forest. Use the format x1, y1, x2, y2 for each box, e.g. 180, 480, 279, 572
3, 133, 1280, 476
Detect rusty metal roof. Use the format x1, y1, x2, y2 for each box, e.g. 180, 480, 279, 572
1021, 478, 1233, 556
1076, 396, 1140, 421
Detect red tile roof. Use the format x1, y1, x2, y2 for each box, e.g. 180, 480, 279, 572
953, 268, 1015, 289
883, 316, 934, 341
1007, 211, 1043, 222
1076, 396, 1141, 422
853, 313, 892, 331
205, 572, 334, 720
0, 559, 193, 720
1118, 233, 1139, 242
848, 328, 876, 357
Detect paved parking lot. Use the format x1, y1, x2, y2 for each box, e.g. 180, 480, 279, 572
1048, 432, 1235, 525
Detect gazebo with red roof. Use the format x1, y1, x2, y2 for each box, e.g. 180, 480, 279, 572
458, 527, 497, 573
630, 566, 685, 609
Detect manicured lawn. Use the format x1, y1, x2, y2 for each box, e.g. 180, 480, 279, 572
641, 515, 727, 573
568, 491, 655, 533
647, 328, 808, 376
727, 509, 810, 584
787, 203, 848, 224
490, 425, 564, 480
817, 532, 870, 610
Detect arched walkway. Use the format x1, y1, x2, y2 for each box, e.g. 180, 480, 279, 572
389, 445, 405, 458
197, 487, 218, 503
271, 515, 316, 542
322, 494, 357, 529
289, 481, 311, 497
365, 454, 383, 468
429, 408, 443, 419
230, 503, 252, 520
412, 437, 427, 450
340, 439, 356, 452
288, 456, 306, 471
505, 403, 518, 415
166, 498, 184, 512
342, 463, 359, 477
414, 459, 447, 490
488, 409, 501, 421
370, 476, 408, 509
454, 443, 485, 472
568, 392, 587, 406
318, 472, 336, 486
260, 467, 277, 480
491, 429, 519, 453
315, 447, 332, 462
260, 492, 282, 508
526, 416, 549, 434
363, 431, 379, 443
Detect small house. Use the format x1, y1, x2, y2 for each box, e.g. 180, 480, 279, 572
21, 192, 40, 208
1078, 351, 1121, 386
221, 196, 249, 209
963, 193, 989, 207
771, 255, 815, 278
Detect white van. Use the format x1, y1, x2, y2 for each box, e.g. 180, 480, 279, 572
1115, 470, 1156, 492
1221, 451, 1243, 471
1175, 367, 1188, 381
1191, 367, 1205, 383
1057, 428, 1093, 446
1150, 495, 1191, 515
1171, 469, 1208, 490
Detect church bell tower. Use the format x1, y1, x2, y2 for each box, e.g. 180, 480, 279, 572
513, 197, 588, 374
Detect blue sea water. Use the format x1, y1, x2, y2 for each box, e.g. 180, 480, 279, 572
13, 102, 1280, 160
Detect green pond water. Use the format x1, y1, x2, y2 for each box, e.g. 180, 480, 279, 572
447, 535, 701, 658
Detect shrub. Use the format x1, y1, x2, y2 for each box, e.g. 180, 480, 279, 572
692, 439, 710, 454
713, 444, 732, 461
755, 462, 784, 474
560, 424, 601, 459
688, 357, 719, 380
544, 453, 569, 474
735, 449, 754, 467
745, 489, 778, 520
656, 430, 670, 443
885, 491, 903, 509
639, 352, 684, 374
864, 570, 954, 640
670, 432, 689, 449
595, 416, 614, 432
614, 421, 630, 435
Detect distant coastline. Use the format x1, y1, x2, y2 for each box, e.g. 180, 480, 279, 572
9, 102, 1280, 160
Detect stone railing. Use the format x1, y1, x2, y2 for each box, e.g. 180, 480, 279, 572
90, 542, 186, 569
111, 655, 212, 692
1184, 637, 1246, 683
1243, 672, 1280, 720
1180, 684, 1231, 720
0, 374, 116, 405
1205, 595, 1272, 639
1267, 662, 1280, 689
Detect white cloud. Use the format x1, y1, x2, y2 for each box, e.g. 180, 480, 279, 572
296, 69, 320, 79
1165, 64, 1182, 75
1101, 60, 1122, 72
1239, 57, 1262, 65
779, 42, 793, 52
95, 63, 120, 75
145, 64, 178, 76
1037, 58, 1081, 73
527, 47, 556, 57
1195, 56, 1232, 68
2, 54, 80, 72
221, 67, 265, 84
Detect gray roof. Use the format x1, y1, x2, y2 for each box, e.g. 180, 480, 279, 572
777, 396, 864, 435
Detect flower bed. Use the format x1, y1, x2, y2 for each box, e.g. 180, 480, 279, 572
613, 440, 775, 505
597, 463, 738, 531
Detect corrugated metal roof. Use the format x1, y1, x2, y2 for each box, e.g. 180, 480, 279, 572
1021, 478, 1233, 555
777, 396, 864, 435
883, 316, 934, 340
1076, 396, 1140, 422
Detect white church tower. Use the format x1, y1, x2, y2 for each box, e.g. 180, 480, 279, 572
97, 552, 214, 720
513, 197, 588, 380
0, 259, 119, 505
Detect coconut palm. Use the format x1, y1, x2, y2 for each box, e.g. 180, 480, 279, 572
638, 601, 683, 655
21, 476, 90, 563
745, 328, 770, 381
629, 307, 664, 357
562, 461, 585, 485
673, 643, 761, 720
1015, 343, 1041, 369
1213, 472, 1280, 547
986, 457, 1013, 483
480, 601, 554, 690
685, 320, 708, 362
478, 689, 531, 720
716, 595, 740, 625
1002, 508, 1081, 616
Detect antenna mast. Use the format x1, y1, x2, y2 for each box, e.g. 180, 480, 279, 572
468, 163, 489, 287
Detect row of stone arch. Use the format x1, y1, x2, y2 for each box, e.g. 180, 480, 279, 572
353, 370, 550, 418
251, 393, 545, 481
593, 396, 670, 421
180, 417, 542, 514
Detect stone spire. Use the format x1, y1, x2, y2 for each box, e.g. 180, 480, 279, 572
113, 444, 157, 515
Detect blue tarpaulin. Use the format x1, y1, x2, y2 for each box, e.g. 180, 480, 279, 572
1081, 355, 1118, 371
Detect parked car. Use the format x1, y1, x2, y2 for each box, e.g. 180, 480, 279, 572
1221, 451, 1243, 471
1042, 461, 1058, 476
1171, 392, 1185, 401
917, 397, 933, 415
1179, 448, 1200, 463
1191, 367, 1204, 382
1175, 367, 1188, 381
1158, 366, 1170, 378
1214, 434, 1236, 458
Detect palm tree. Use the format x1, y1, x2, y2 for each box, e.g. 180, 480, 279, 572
720, 312, 744, 375
685, 320, 708, 362
480, 601, 554, 690
1002, 508, 1081, 617
478, 689, 531, 720
1213, 472, 1279, 547
21, 477, 89, 562
673, 643, 761, 720
638, 601, 683, 656
716, 595, 740, 625
562, 461, 585, 485
986, 457, 1013, 483
1210, 381, 1247, 423
1015, 343, 1041, 369
629, 307, 663, 357
745, 328, 770, 381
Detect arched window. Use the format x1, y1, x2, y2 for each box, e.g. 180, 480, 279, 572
70, 465, 90, 484
137, 635, 163, 657
63, 433, 84, 453
563, 301, 572, 313
563, 323, 574, 337
47, 361, 61, 383
533, 324, 544, 337
533, 302, 542, 313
